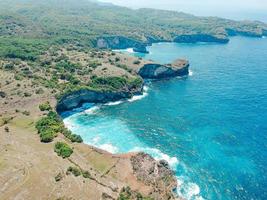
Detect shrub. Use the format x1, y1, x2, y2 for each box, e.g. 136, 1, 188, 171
115, 57, 120, 62
133, 60, 141, 65
67, 166, 81, 176
0, 91, 6, 98
39, 102, 52, 111
36, 111, 83, 143
82, 170, 91, 179
62, 128, 83, 143
24, 92, 32, 97
36, 88, 44, 94
4, 126, 9, 132
40, 129, 57, 143
55, 172, 63, 182
54, 142, 73, 158
22, 110, 30, 116
67, 166, 91, 179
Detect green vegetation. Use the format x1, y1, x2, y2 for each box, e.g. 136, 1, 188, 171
118, 186, 153, 200
90, 76, 143, 91
67, 166, 91, 179
55, 172, 63, 182
39, 102, 52, 111
0, 0, 266, 63
35, 111, 83, 143
35, 111, 62, 142
54, 142, 73, 158
67, 166, 81, 176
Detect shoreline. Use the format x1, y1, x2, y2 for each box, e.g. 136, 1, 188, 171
61, 71, 202, 200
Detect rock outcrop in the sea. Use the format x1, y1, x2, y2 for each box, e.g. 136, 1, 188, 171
174, 34, 229, 43
96, 36, 148, 53
131, 152, 177, 200
56, 87, 142, 112
138, 59, 189, 79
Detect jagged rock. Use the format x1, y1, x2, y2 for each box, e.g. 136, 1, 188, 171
130, 152, 177, 200
56, 87, 142, 112
138, 59, 189, 79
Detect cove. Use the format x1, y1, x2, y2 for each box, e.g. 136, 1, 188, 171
62, 36, 267, 200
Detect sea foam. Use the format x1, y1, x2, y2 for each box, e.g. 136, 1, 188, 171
130, 147, 179, 169
99, 143, 119, 154
189, 70, 193, 76
84, 106, 100, 114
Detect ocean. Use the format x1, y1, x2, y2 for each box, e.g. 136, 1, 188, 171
62, 36, 267, 200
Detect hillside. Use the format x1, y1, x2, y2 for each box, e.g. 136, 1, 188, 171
0, 0, 267, 59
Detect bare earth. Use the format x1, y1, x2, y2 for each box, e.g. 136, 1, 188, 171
0, 52, 178, 200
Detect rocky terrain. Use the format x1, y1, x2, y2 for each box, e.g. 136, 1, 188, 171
0, 48, 187, 200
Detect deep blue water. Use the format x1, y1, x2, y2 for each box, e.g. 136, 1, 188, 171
63, 36, 267, 200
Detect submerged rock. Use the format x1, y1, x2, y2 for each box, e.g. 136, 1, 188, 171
138, 59, 189, 79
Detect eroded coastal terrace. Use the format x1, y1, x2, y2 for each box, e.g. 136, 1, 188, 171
0, 46, 188, 200
1, 0, 267, 199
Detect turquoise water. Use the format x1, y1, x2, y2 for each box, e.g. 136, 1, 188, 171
63, 36, 267, 200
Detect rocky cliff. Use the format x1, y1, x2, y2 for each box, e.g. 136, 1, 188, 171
138, 59, 189, 79
57, 87, 143, 112
57, 59, 190, 112
96, 36, 148, 53
174, 34, 229, 43
131, 152, 178, 200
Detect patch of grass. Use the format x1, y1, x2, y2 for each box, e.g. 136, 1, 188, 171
54, 142, 73, 158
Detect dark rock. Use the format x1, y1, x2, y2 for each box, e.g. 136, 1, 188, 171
225, 28, 263, 37
159, 160, 170, 169
174, 34, 229, 43
0, 91, 6, 98
96, 36, 148, 53
56, 87, 142, 112
138, 59, 189, 79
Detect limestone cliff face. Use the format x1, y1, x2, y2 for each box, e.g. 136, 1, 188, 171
174, 34, 229, 43
138, 59, 189, 79
57, 59, 190, 112
57, 87, 142, 112
96, 36, 148, 53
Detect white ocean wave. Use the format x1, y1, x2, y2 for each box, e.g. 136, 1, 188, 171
189, 70, 193, 76
176, 176, 204, 200
104, 100, 124, 106
128, 86, 149, 102
130, 147, 179, 169
99, 143, 119, 154
84, 106, 100, 114
113, 48, 134, 53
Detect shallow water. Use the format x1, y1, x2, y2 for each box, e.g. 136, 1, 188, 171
63, 36, 267, 200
